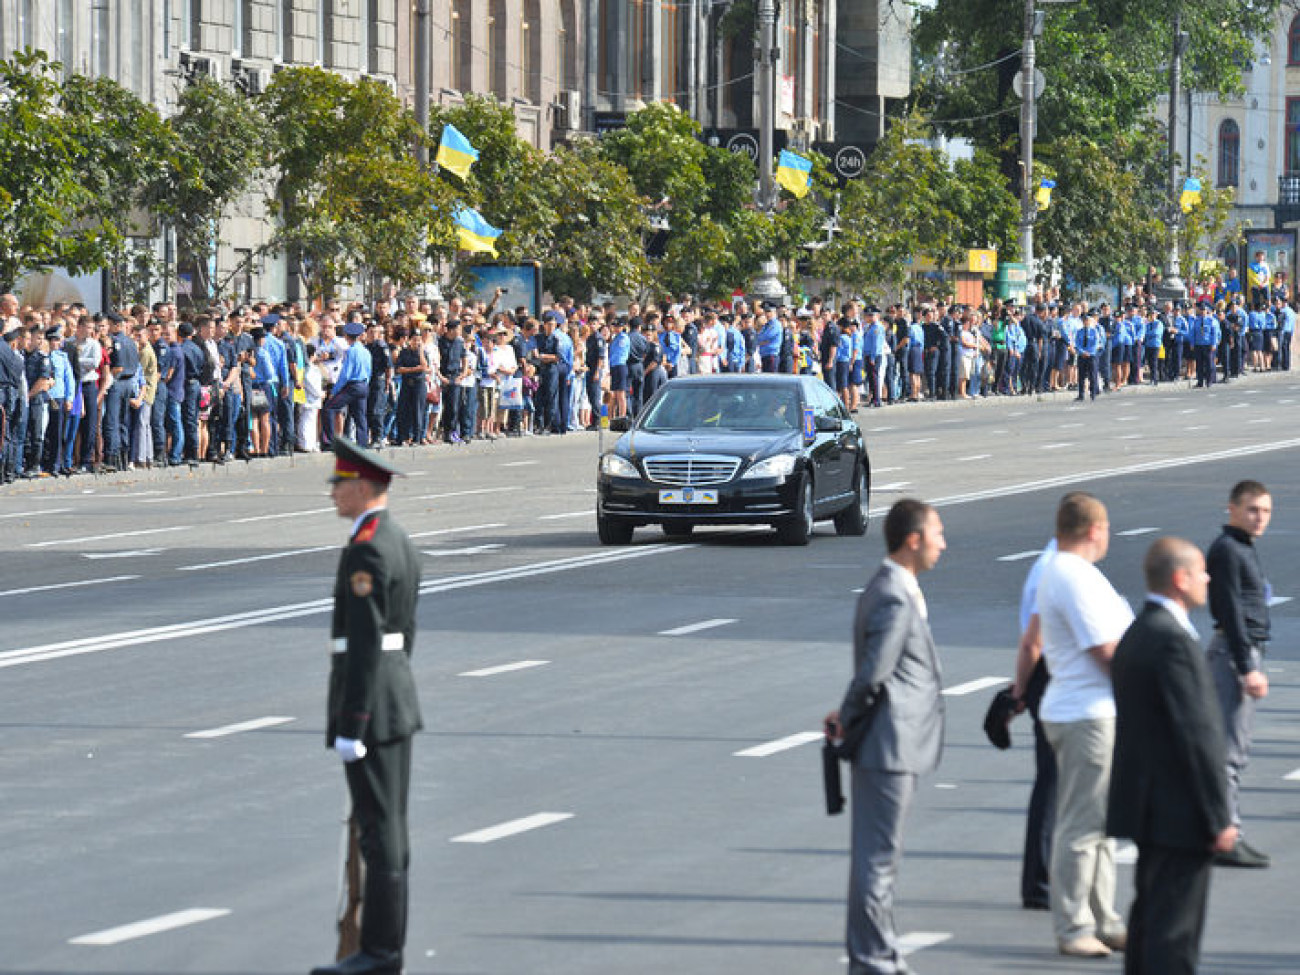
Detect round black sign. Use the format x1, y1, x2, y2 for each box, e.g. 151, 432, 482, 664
835, 146, 866, 179
727, 133, 759, 162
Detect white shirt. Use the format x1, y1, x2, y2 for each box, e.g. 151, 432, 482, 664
1145, 593, 1198, 640
1019, 537, 1058, 633
1037, 550, 1133, 723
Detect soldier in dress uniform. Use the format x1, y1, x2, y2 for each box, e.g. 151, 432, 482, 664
313, 437, 423, 975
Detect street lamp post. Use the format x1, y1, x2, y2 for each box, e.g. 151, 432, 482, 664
749, 0, 789, 306
1157, 11, 1190, 302
1018, 0, 1037, 282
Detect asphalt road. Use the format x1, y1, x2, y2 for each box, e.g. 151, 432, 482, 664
3, 373, 1300, 975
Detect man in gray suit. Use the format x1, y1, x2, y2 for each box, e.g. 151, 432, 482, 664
826, 499, 946, 975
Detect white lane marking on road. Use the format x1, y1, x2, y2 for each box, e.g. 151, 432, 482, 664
537, 510, 592, 520
1285, 768, 1300, 781
1117, 527, 1160, 537
1060, 422, 1084, 429
230, 506, 334, 524
875, 481, 911, 491
997, 550, 1042, 562
409, 522, 506, 539
905, 437, 937, 445
898, 932, 953, 956
82, 549, 165, 560
1115, 842, 1138, 865
1179, 409, 1198, 414
942, 676, 1008, 697
185, 716, 296, 739
177, 546, 337, 572
872, 466, 904, 473
869, 426, 896, 433
459, 660, 550, 677
424, 544, 505, 557
1041, 442, 1074, 450
69, 908, 231, 946
938, 418, 965, 425
450, 812, 573, 844
1279, 399, 1295, 405
0, 575, 140, 598
413, 486, 523, 501
0, 507, 74, 519
850, 587, 864, 594
1229, 402, 1249, 409
137, 489, 263, 504
1008, 411, 1026, 417
0, 545, 693, 668
935, 783, 958, 790
1248, 418, 1272, 424
1268, 595, 1292, 607
658, 618, 737, 637
1118, 434, 1144, 440
1244, 389, 1259, 395
958, 454, 991, 462
734, 731, 823, 758
1187, 425, 1208, 431
27, 525, 192, 548
501, 460, 538, 467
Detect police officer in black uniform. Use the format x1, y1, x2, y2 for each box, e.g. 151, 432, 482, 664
314, 437, 423, 975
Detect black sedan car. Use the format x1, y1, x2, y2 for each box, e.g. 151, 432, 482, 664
596, 374, 870, 545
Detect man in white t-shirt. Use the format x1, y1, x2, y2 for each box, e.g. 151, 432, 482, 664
1035, 492, 1133, 959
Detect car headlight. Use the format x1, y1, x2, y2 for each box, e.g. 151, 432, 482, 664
600, 453, 640, 478
741, 454, 799, 480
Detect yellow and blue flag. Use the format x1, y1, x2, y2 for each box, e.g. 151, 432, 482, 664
1035, 179, 1056, 210
453, 206, 501, 256
436, 124, 480, 179
1179, 177, 1202, 213
775, 150, 813, 199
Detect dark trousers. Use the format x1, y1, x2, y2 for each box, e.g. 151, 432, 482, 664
395, 379, 425, 444
924, 349, 939, 398
181, 379, 201, 460
1125, 845, 1212, 975
1076, 354, 1099, 400
151, 385, 169, 458
1144, 346, 1160, 383
848, 767, 916, 975
77, 381, 99, 465
223, 389, 244, 456
103, 377, 132, 461
585, 372, 602, 427
367, 383, 386, 446
344, 736, 412, 959
323, 380, 368, 448
1195, 346, 1214, 386
1208, 637, 1258, 830
552, 371, 571, 433
458, 384, 477, 440
276, 386, 295, 454
1021, 345, 1039, 396
1021, 715, 1057, 906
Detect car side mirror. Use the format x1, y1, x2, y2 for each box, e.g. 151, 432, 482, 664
814, 414, 841, 433
609, 416, 630, 433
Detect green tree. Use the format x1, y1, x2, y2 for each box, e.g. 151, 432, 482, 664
142, 77, 267, 302
261, 67, 441, 300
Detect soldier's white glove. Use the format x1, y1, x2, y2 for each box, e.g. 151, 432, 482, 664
334, 737, 368, 762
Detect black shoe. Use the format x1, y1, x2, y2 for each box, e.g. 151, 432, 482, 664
308, 950, 402, 975
1022, 898, 1051, 911
1214, 838, 1270, 868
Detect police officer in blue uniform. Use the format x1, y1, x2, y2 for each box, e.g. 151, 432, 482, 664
1193, 301, 1219, 387
1073, 314, 1101, 401
324, 320, 375, 448
103, 312, 139, 471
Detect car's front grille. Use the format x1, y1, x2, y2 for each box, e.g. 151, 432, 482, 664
643, 454, 741, 486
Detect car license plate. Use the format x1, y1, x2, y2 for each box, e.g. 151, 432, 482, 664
660, 488, 719, 504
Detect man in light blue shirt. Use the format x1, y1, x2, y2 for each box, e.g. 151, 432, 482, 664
1277, 300, 1296, 371
322, 319, 373, 447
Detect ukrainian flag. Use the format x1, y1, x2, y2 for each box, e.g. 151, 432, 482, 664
453, 206, 501, 256
1179, 177, 1202, 213
436, 124, 480, 178
775, 150, 813, 199
1035, 179, 1056, 210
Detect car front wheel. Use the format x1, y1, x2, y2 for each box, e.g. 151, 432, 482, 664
597, 511, 634, 545
776, 477, 814, 546
834, 465, 870, 536
663, 522, 694, 538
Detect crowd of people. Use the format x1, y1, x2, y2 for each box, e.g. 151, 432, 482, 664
0, 275, 1295, 483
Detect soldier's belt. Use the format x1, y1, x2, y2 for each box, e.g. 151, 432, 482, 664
331, 634, 406, 654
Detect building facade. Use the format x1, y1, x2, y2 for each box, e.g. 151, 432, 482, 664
0, 0, 903, 304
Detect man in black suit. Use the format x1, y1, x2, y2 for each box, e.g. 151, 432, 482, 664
1108, 537, 1237, 975
313, 438, 424, 975
826, 499, 947, 975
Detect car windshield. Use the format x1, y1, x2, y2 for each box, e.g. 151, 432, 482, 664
639, 384, 802, 433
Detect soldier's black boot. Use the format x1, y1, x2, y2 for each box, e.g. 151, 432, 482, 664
310, 871, 404, 975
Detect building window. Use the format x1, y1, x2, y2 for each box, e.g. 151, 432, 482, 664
58, 0, 74, 72
280, 0, 293, 61
1288, 98, 1300, 175
489, 0, 506, 98
319, 0, 333, 67
1218, 119, 1240, 187
366, 0, 379, 75
450, 0, 468, 91
1290, 15, 1300, 65
559, 0, 577, 91
91, 0, 110, 76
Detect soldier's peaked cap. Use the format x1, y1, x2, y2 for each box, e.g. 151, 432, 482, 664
330, 436, 406, 486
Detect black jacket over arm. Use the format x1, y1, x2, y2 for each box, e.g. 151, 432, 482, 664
1107, 602, 1230, 850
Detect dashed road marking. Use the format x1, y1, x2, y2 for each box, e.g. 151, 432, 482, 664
459, 660, 550, 677
27, 525, 192, 548
537, 510, 592, 521
450, 812, 574, 844
424, 544, 506, 557
413, 486, 523, 501
1248, 418, 1272, 424
658, 618, 737, 637
185, 716, 295, 739
69, 908, 231, 946
997, 550, 1041, 562
0, 575, 140, 598
958, 454, 991, 462
875, 481, 911, 491
1118, 434, 1144, 440
1268, 595, 1292, 607
905, 437, 937, 445
0, 507, 74, 519
138, 489, 263, 504
409, 522, 506, 539
82, 549, 165, 560
1117, 527, 1160, 537
1041, 442, 1073, 450
1285, 768, 1300, 781
230, 507, 334, 524
501, 461, 538, 468
734, 731, 823, 758
942, 676, 1008, 696
178, 546, 336, 572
